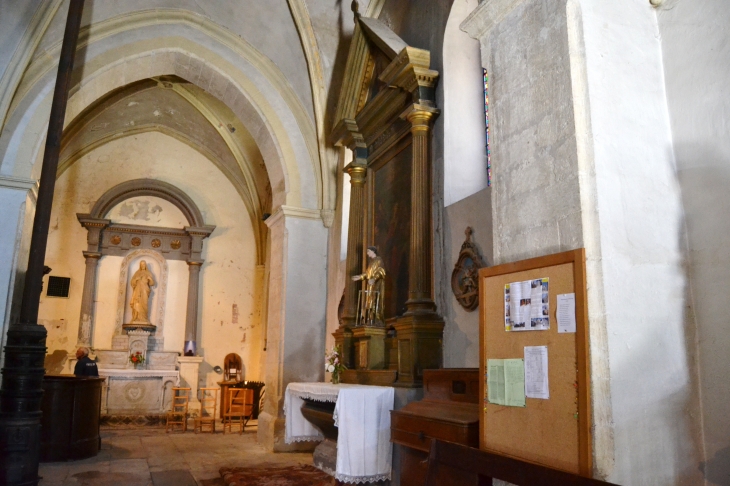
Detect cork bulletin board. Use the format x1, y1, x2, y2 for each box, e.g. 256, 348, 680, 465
479, 249, 591, 476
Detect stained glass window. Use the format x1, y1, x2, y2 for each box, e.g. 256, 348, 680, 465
483, 69, 491, 186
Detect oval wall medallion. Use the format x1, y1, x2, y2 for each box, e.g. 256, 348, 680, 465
170, 239, 181, 250
131, 237, 142, 247
451, 227, 487, 311
110, 235, 121, 245
151, 238, 161, 248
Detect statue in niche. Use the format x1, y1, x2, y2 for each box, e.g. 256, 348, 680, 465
352, 246, 386, 327
129, 261, 155, 325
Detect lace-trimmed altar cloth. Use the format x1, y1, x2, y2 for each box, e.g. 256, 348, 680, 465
284, 382, 395, 484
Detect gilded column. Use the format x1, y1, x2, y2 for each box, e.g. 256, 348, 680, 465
76, 251, 101, 346
341, 161, 367, 327
405, 106, 438, 314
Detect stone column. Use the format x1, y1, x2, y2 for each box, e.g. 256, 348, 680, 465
184, 260, 202, 349
182, 226, 213, 355
76, 251, 101, 346
75, 216, 110, 348
405, 105, 439, 315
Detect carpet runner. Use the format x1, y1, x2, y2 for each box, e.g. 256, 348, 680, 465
219, 464, 333, 486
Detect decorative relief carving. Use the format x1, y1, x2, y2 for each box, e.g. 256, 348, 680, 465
451, 227, 487, 312
110, 235, 121, 245
131, 237, 141, 247
170, 239, 181, 250
151, 238, 161, 248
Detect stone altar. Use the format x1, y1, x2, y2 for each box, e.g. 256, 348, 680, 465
99, 369, 179, 414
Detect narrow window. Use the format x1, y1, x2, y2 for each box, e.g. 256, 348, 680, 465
484, 69, 491, 186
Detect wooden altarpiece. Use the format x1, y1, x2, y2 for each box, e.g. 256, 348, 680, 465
332, 14, 444, 387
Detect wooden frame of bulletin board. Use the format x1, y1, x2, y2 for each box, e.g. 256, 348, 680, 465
479, 249, 591, 476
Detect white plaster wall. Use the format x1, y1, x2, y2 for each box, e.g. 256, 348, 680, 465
443, 0, 489, 207
441, 187, 492, 368
0, 184, 33, 367
656, 0, 730, 482
575, 0, 703, 483
37, 131, 263, 385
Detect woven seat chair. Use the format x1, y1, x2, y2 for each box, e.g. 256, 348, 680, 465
194, 387, 218, 433
223, 388, 254, 434
166, 387, 190, 433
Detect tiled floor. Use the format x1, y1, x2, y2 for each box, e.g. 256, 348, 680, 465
38, 421, 314, 486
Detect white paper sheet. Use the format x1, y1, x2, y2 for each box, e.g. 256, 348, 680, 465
524, 346, 549, 399
557, 293, 576, 333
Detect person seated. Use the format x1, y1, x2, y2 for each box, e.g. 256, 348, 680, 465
74, 347, 99, 377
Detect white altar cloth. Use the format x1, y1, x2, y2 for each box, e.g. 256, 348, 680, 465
284, 382, 394, 484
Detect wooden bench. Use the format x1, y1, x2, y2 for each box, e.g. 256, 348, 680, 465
425, 440, 619, 486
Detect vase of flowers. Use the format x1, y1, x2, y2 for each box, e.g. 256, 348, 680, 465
129, 351, 145, 370
325, 345, 346, 385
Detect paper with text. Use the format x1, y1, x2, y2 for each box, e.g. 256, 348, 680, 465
505, 278, 549, 331
487, 359, 526, 407
524, 346, 549, 399
557, 293, 576, 333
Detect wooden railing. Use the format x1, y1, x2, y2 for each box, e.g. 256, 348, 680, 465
425, 440, 620, 486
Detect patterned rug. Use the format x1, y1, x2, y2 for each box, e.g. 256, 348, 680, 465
219, 465, 333, 486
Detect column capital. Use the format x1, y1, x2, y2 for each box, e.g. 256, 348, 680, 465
404, 104, 440, 131
345, 161, 367, 186
82, 251, 102, 260
186, 260, 204, 267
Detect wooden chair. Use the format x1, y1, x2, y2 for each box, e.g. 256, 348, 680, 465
223, 388, 253, 434
165, 387, 190, 433
194, 387, 218, 434
425, 439, 618, 486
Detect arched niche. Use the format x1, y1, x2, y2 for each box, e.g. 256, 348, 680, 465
76, 179, 215, 354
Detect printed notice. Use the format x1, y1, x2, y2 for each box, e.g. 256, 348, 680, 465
557, 293, 576, 333
524, 346, 549, 399
505, 278, 549, 331
487, 358, 526, 407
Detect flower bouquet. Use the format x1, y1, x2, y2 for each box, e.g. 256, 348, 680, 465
129, 351, 145, 369
325, 345, 346, 384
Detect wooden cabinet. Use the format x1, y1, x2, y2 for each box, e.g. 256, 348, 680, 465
391, 369, 479, 486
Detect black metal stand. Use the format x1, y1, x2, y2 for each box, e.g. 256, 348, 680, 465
0, 2, 84, 484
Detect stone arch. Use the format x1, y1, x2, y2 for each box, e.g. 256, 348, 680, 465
1, 12, 324, 211
91, 179, 205, 228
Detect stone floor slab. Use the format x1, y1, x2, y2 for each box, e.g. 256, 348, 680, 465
150, 469, 198, 486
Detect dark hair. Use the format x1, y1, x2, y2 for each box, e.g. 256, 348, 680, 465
367, 246, 378, 255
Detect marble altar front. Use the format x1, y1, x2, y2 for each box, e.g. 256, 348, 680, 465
99, 369, 179, 414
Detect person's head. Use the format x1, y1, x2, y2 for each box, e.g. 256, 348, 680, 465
76, 347, 89, 359
140, 261, 147, 270
367, 246, 378, 259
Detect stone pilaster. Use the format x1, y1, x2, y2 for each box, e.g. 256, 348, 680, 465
75, 216, 110, 347
405, 105, 439, 315
184, 261, 202, 346
76, 252, 101, 347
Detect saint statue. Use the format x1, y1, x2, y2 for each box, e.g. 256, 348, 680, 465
352, 246, 386, 326
129, 261, 155, 324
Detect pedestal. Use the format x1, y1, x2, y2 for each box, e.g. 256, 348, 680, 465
394, 314, 445, 387
352, 327, 386, 370
177, 356, 203, 414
